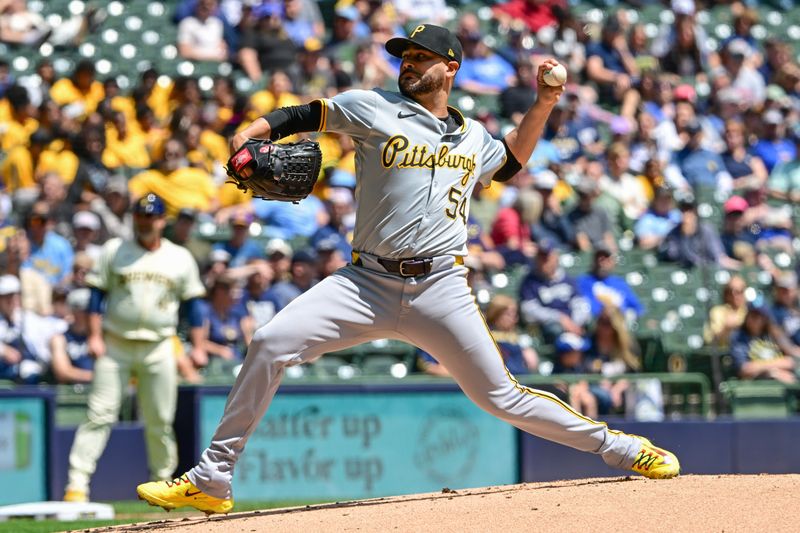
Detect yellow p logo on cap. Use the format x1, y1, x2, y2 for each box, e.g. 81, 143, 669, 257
410, 25, 426, 38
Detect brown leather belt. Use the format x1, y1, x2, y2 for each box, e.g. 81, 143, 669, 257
352, 252, 464, 278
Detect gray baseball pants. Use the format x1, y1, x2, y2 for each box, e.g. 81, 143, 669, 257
189, 254, 640, 499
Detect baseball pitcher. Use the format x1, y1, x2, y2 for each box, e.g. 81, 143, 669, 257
137, 25, 679, 514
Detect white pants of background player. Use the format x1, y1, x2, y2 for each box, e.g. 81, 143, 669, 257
189, 254, 641, 499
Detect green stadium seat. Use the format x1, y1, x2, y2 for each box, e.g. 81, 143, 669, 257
721, 380, 791, 419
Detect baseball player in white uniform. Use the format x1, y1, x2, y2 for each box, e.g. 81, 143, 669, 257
137, 25, 679, 514
64, 194, 207, 502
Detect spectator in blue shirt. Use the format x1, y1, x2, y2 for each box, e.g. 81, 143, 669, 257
252, 194, 325, 240
49, 288, 94, 384
634, 187, 682, 250
23, 202, 74, 287
455, 13, 514, 95
577, 246, 644, 321
212, 212, 263, 268
752, 109, 796, 173
585, 16, 639, 105
233, 260, 285, 331
668, 119, 732, 194
202, 276, 253, 361
771, 272, 800, 347
659, 194, 741, 270
519, 241, 590, 341
309, 188, 354, 257
730, 305, 799, 384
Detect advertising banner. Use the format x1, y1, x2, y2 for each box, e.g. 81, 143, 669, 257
0, 398, 47, 504
199, 391, 517, 500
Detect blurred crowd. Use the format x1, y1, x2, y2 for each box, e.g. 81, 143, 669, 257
1, 0, 800, 415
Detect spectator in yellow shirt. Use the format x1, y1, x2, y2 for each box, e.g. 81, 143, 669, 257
134, 104, 169, 157
128, 137, 218, 217
1, 85, 38, 150
49, 60, 104, 117
0, 128, 55, 195
102, 111, 151, 172
248, 70, 301, 120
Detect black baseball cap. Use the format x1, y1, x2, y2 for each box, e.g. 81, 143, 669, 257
385, 24, 463, 65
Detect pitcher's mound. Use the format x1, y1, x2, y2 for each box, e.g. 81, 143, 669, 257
110, 474, 799, 532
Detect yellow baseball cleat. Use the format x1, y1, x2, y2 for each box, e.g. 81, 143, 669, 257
63, 488, 88, 502
629, 436, 680, 479
136, 474, 234, 515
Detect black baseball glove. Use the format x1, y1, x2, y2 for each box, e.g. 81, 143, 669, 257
225, 139, 323, 203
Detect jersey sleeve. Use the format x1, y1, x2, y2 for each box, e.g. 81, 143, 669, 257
477, 128, 508, 187
86, 238, 122, 291
318, 89, 378, 141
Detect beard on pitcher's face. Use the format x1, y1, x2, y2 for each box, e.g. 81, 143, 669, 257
399, 68, 444, 98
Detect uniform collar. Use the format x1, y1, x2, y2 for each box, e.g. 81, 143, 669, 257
397, 93, 468, 136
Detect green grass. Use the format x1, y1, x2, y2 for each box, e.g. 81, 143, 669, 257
0, 499, 328, 533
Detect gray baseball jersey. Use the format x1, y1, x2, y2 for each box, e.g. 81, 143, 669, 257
320, 88, 506, 258
188, 89, 644, 499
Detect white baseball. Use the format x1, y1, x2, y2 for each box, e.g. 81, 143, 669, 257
543, 63, 567, 86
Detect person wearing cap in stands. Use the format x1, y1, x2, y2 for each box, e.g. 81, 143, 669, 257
63, 193, 208, 503
264, 238, 293, 282
90, 175, 132, 241
530, 169, 574, 251
232, 258, 282, 330
212, 212, 263, 268
577, 246, 643, 321
315, 234, 349, 279
280, 248, 318, 294
23, 201, 74, 287
454, 13, 515, 95
585, 13, 639, 105
633, 186, 682, 250
71, 210, 103, 264
310, 187, 355, 256
729, 304, 800, 384
49, 288, 94, 384
567, 179, 617, 254
550, 332, 599, 418
771, 271, 800, 347
719, 195, 757, 265
658, 193, 740, 270
201, 275, 253, 362
752, 109, 796, 174
519, 240, 590, 342
666, 118, 733, 195
0, 273, 60, 384
324, 4, 362, 65
238, 1, 298, 83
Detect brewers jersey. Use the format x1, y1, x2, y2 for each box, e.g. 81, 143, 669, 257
88, 238, 205, 341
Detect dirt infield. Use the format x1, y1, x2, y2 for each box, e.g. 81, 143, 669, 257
98, 475, 798, 533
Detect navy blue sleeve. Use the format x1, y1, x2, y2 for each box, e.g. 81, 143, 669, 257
181, 297, 204, 328
729, 332, 750, 374
88, 287, 106, 315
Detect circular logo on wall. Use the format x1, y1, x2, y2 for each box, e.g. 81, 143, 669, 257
413, 407, 479, 485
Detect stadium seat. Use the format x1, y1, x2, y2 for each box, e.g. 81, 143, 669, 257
721, 380, 791, 419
